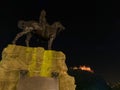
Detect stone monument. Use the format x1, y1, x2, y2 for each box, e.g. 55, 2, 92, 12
0, 10, 76, 90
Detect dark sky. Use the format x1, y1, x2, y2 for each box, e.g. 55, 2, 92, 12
0, 0, 119, 83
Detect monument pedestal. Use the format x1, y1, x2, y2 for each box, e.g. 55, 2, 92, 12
0, 44, 75, 90
17, 77, 59, 90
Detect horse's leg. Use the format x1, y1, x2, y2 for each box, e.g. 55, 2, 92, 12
25, 33, 32, 47
12, 29, 32, 44
48, 36, 55, 50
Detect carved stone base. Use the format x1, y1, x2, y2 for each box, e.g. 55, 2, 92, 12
0, 44, 75, 90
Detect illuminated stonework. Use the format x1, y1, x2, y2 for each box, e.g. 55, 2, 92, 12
0, 44, 75, 90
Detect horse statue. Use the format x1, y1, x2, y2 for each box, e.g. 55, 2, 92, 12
12, 10, 65, 49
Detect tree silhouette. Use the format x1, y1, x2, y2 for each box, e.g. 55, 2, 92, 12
68, 69, 112, 90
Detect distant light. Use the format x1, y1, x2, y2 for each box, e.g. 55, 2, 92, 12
73, 66, 78, 70
79, 65, 94, 73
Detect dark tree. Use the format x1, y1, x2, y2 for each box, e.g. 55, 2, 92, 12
68, 69, 112, 90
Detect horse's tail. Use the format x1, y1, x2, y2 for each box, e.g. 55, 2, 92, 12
18, 20, 26, 30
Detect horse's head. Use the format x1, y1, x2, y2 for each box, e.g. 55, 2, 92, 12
52, 22, 65, 33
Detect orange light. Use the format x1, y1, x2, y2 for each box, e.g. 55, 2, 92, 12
79, 65, 94, 73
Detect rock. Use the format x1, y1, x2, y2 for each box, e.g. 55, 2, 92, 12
0, 44, 75, 90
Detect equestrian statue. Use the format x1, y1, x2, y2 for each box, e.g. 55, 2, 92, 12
12, 10, 65, 49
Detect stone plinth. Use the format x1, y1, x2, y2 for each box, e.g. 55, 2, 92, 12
17, 77, 59, 90
0, 44, 75, 90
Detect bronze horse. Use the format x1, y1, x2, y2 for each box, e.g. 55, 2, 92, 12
12, 10, 65, 49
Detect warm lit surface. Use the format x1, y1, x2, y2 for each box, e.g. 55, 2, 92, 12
0, 44, 75, 90
73, 65, 94, 73
79, 65, 94, 73
28, 49, 53, 77
40, 51, 53, 77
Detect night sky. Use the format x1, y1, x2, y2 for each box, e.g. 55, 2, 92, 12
0, 0, 119, 83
